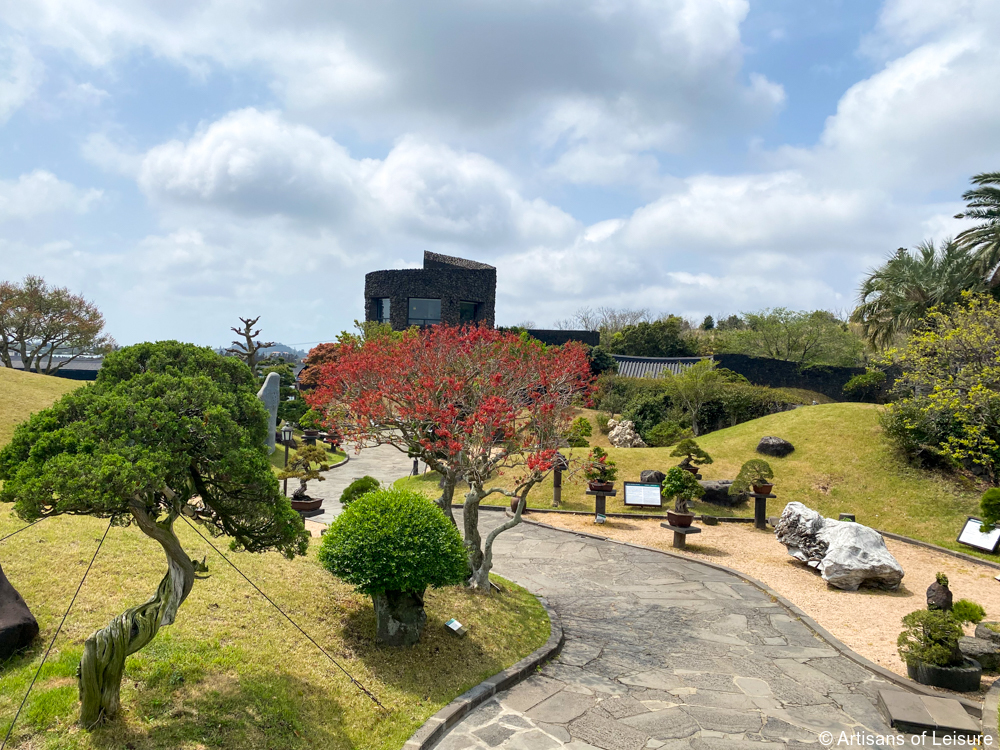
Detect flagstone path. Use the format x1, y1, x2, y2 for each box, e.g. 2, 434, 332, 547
305, 443, 418, 523
438, 512, 901, 749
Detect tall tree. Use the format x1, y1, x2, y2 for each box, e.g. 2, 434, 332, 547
0, 342, 308, 727
226, 316, 275, 371
0, 276, 114, 373
308, 326, 593, 590
955, 171, 1000, 286
719, 308, 864, 365
661, 359, 724, 436
607, 317, 698, 357
851, 241, 983, 349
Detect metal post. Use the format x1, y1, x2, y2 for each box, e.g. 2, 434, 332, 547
553, 469, 562, 507
412, 458, 419, 476
283, 441, 290, 497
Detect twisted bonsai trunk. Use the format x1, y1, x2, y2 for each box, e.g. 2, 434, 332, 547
78, 500, 196, 728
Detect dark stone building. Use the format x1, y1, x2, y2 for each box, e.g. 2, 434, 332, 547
364, 251, 496, 330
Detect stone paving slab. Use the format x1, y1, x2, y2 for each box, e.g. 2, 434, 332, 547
305, 443, 417, 523
437, 513, 906, 749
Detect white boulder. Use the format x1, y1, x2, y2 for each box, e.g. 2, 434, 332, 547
607, 419, 646, 448
774, 502, 904, 591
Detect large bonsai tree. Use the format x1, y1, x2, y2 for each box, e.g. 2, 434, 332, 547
318, 488, 467, 646
0, 341, 308, 727
309, 325, 593, 590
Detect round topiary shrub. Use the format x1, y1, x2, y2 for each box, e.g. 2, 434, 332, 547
339, 476, 381, 508
318, 488, 467, 646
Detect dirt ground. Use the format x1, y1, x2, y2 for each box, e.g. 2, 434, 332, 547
535, 513, 1000, 679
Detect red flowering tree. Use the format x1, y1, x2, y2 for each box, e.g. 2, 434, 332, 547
308, 325, 593, 589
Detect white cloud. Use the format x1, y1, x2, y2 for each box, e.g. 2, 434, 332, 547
0, 36, 42, 123
0, 170, 101, 221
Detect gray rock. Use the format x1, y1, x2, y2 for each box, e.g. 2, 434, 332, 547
257, 371, 280, 454
0, 564, 38, 661
960, 636, 1000, 671
607, 419, 647, 449
975, 622, 1000, 645
697, 479, 746, 507
774, 502, 904, 591
927, 581, 953, 611
372, 589, 426, 646
757, 436, 794, 457
640, 470, 665, 485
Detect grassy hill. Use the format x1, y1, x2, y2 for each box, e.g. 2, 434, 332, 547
400, 403, 987, 558
0, 367, 82, 446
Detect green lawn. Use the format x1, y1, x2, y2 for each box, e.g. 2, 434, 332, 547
0, 368, 550, 749
400, 403, 990, 560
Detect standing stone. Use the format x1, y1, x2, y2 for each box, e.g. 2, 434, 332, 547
0, 564, 39, 661
257, 371, 280, 454
774, 502, 904, 591
640, 470, 665, 485
757, 436, 795, 457
926, 580, 953, 611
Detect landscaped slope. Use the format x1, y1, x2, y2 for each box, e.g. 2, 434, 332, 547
0, 367, 81, 446
402, 403, 985, 556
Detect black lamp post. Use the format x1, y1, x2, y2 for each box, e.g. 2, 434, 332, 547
281, 423, 294, 496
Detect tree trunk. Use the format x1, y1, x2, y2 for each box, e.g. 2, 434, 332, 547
435, 474, 456, 525
78, 502, 195, 728
371, 589, 427, 646
462, 487, 484, 576
468, 492, 527, 591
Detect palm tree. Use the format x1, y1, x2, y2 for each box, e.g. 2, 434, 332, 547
851, 239, 983, 349
955, 171, 1000, 286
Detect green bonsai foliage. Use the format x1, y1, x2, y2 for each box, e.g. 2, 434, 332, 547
297, 409, 325, 431
897, 609, 965, 667
566, 416, 593, 448
951, 599, 986, 625
596, 412, 612, 435
935, 572, 949, 587
0, 341, 308, 726
584, 447, 618, 484
646, 421, 692, 448
671, 439, 713, 467
277, 445, 331, 499
980, 488, 1000, 532
661, 466, 705, 513
729, 459, 774, 495
318, 488, 467, 644
340, 476, 381, 507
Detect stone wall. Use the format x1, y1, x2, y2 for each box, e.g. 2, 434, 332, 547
713, 353, 892, 402
526, 329, 600, 347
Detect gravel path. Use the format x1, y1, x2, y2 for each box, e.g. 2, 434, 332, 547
439, 511, 898, 749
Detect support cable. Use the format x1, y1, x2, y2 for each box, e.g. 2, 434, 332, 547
179, 516, 386, 711
0, 517, 48, 544
1, 517, 113, 750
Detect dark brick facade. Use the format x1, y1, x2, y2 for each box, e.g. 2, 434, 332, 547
365, 251, 496, 330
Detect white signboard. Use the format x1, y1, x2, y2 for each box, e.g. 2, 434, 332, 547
957, 517, 1000, 554
624, 482, 663, 508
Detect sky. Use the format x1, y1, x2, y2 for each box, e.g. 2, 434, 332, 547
1, 0, 998, 348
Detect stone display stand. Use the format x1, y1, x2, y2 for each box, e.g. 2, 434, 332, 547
660, 522, 701, 549
749, 491, 776, 530
585, 489, 616, 521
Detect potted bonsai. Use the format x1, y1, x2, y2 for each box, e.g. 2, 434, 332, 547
729, 458, 774, 497
278, 445, 331, 512
897, 608, 983, 692
671, 439, 713, 476
585, 447, 618, 492
662, 466, 705, 528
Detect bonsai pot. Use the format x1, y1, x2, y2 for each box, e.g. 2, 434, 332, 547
752, 483, 774, 495
509, 496, 528, 514
906, 658, 982, 692
290, 496, 323, 512
680, 464, 700, 476
588, 480, 614, 493
667, 510, 695, 528
303, 429, 320, 437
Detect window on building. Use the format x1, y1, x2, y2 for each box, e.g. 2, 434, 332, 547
408, 298, 441, 327
459, 301, 479, 322
375, 298, 391, 324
